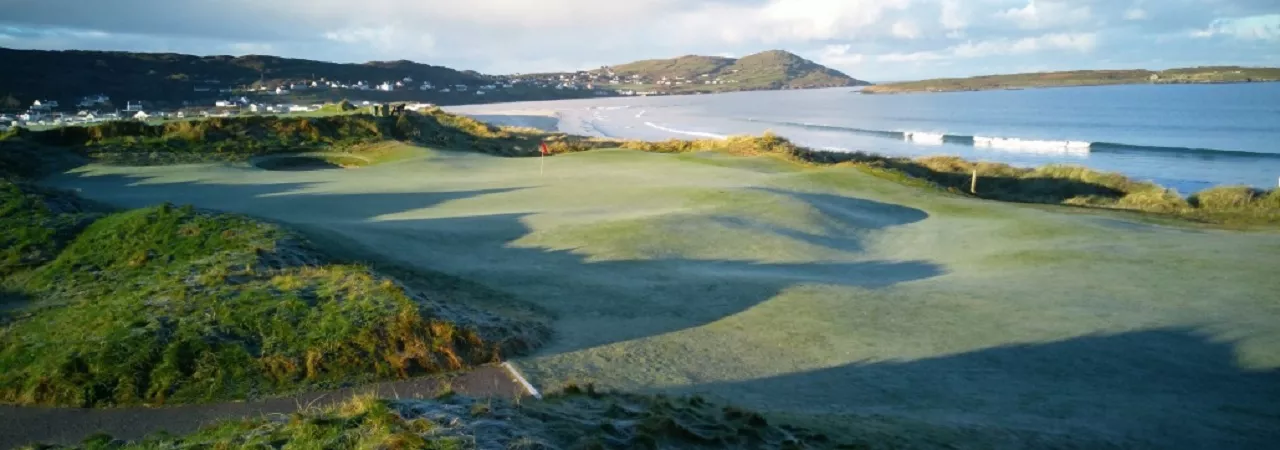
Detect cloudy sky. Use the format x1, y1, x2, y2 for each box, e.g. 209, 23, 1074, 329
1, 0, 1277, 81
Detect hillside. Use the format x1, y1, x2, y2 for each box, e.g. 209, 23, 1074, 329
862, 66, 1280, 94
596, 50, 868, 93
0, 47, 499, 110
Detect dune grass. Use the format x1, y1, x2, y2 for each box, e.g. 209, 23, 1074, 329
27, 385, 841, 449
0, 183, 544, 407
3, 109, 1277, 227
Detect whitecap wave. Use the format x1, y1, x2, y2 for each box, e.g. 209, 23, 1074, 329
973, 136, 1092, 155
904, 131, 945, 146
644, 122, 728, 140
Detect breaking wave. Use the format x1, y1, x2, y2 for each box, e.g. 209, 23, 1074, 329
644, 122, 728, 140
745, 119, 1280, 160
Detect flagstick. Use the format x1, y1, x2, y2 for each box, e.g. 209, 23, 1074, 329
540, 152, 545, 176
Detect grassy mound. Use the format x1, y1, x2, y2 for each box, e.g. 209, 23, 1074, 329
0, 187, 545, 407
0, 181, 103, 277
32, 386, 840, 449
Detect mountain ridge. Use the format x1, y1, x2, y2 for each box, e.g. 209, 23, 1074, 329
0, 47, 865, 109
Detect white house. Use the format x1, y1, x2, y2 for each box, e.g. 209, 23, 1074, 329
403, 77, 413, 83
215, 100, 234, 107
133, 111, 150, 120
288, 105, 309, 113
275, 87, 290, 95
439, 88, 451, 93
377, 82, 393, 91
249, 104, 263, 113
475, 90, 486, 96
30, 100, 52, 111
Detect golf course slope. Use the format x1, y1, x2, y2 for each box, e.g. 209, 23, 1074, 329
29, 141, 1280, 448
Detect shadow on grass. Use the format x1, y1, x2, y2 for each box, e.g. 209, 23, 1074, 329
675, 328, 1280, 449
49, 169, 942, 355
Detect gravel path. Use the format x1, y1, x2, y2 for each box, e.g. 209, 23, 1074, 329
0, 365, 525, 448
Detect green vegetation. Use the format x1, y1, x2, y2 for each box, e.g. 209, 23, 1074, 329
0, 181, 543, 407
28, 386, 840, 449
862, 66, 1280, 94
607, 50, 868, 93
0, 47, 487, 110
4, 108, 1277, 227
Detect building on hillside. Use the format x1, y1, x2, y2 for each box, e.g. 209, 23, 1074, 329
30, 100, 52, 111
215, 100, 235, 107
403, 77, 413, 83
439, 88, 451, 93
475, 90, 486, 96
275, 87, 290, 95
125, 101, 144, 112
77, 94, 110, 107
133, 111, 150, 120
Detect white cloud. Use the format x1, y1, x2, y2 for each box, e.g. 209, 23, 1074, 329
892, 20, 922, 39
876, 32, 1098, 63
998, 0, 1094, 30
1124, 8, 1148, 21
670, 0, 914, 44
818, 44, 866, 67
1191, 14, 1280, 41
939, 0, 969, 31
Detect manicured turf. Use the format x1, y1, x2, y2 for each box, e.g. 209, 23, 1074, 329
43, 144, 1280, 447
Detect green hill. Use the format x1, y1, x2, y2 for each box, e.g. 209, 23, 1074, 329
862, 66, 1280, 94
604, 50, 868, 93
0, 47, 496, 110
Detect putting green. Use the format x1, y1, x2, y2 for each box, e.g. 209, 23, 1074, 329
45, 144, 1280, 448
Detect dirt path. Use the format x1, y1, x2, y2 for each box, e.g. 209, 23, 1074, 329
0, 365, 526, 448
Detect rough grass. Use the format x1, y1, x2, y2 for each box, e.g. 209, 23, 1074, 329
0, 181, 103, 277
4, 109, 1277, 226
28, 386, 842, 449
0, 186, 543, 407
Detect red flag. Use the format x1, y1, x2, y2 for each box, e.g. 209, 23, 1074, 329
539, 142, 549, 156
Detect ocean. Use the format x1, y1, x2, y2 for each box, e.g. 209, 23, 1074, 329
449, 83, 1280, 193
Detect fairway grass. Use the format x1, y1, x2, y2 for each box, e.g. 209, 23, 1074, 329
44, 145, 1280, 448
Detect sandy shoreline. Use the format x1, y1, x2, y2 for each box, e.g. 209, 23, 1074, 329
446, 108, 563, 132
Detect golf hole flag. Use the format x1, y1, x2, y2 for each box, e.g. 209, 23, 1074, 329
539, 142, 549, 175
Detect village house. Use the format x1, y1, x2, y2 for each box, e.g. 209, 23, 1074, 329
77, 94, 110, 108
215, 100, 235, 107
378, 82, 394, 91
133, 111, 150, 120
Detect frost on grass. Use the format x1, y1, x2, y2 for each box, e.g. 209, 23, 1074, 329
37, 386, 841, 449
0, 191, 548, 407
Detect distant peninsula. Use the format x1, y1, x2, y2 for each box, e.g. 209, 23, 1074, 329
861, 66, 1280, 94
547, 50, 870, 95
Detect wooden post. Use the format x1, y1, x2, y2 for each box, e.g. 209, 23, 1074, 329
970, 169, 978, 194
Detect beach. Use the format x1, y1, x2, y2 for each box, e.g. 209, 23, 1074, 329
448, 84, 1280, 193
